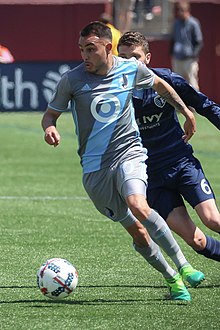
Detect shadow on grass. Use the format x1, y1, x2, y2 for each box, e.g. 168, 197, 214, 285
0, 284, 170, 289
0, 284, 200, 307
1, 283, 219, 289
193, 284, 220, 289
0, 285, 36, 289
0, 283, 218, 307
0, 297, 189, 307
79, 284, 220, 289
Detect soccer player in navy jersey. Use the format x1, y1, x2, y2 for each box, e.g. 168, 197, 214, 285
118, 31, 220, 263
41, 22, 205, 301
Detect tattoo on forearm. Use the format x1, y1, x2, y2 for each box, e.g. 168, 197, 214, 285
160, 90, 185, 112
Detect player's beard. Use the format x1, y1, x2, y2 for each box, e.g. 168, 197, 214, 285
85, 61, 108, 75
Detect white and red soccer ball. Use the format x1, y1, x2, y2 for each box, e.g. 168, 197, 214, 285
37, 258, 78, 299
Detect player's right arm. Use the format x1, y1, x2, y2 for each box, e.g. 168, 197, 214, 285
135, 61, 196, 142
152, 75, 196, 142
41, 71, 72, 147
41, 108, 61, 147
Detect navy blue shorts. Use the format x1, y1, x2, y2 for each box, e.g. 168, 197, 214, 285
147, 156, 215, 220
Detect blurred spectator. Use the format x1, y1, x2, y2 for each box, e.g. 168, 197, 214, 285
113, 0, 134, 33
0, 43, 14, 63
100, 13, 121, 56
170, 1, 203, 90
133, 0, 155, 23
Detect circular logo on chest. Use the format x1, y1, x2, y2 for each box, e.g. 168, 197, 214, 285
154, 95, 166, 108
91, 94, 121, 123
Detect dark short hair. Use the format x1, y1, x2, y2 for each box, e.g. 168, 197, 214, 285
80, 21, 112, 42
118, 31, 150, 54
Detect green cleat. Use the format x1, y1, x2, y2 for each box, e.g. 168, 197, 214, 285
180, 264, 205, 288
165, 273, 191, 301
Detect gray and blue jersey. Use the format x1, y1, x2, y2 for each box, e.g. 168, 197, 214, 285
48, 56, 155, 173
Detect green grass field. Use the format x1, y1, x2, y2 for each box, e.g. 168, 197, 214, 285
0, 112, 219, 330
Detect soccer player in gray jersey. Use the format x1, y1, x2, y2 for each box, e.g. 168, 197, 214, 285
42, 21, 203, 301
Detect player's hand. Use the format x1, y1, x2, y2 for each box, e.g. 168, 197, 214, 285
44, 126, 60, 147
182, 113, 196, 142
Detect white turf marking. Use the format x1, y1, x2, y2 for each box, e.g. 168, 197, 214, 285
0, 196, 89, 201
1, 196, 219, 202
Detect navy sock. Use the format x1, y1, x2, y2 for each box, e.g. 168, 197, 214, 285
195, 235, 220, 261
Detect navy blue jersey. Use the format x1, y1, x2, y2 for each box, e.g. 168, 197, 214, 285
133, 68, 220, 174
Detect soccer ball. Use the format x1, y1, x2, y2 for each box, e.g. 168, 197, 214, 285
37, 258, 78, 299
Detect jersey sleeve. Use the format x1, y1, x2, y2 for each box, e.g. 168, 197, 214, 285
48, 72, 72, 112
169, 71, 220, 130
135, 61, 155, 89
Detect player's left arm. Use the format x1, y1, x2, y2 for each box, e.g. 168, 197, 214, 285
192, 95, 220, 130
152, 75, 196, 142
171, 75, 220, 131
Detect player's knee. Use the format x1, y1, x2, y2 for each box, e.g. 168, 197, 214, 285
130, 206, 147, 221
184, 230, 206, 250
202, 214, 220, 231
127, 196, 151, 221
191, 235, 207, 250
196, 201, 220, 231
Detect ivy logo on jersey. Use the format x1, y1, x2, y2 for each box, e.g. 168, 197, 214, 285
91, 94, 121, 123
154, 95, 166, 108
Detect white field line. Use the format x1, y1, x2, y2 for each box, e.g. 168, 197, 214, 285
0, 196, 219, 202
0, 196, 89, 201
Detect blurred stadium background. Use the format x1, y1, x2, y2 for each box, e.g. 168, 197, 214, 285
0, 0, 219, 111
0, 3, 219, 327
